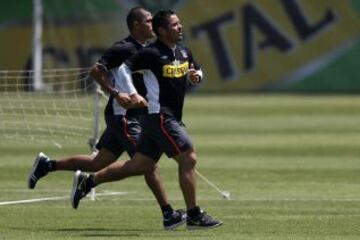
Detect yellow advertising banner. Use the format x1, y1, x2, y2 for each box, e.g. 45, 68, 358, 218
179, 0, 360, 91
1, 0, 359, 92
1, 23, 127, 70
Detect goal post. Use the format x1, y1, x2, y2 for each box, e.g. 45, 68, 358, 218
0, 67, 104, 149
89, 83, 102, 201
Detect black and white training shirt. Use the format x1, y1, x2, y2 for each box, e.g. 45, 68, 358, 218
96, 36, 147, 116
118, 39, 202, 122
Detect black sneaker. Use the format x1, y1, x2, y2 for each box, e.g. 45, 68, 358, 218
71, 170, 92, 209
186, 210, 223, 230
27, 152, 50, 189
163, 209, 186, 230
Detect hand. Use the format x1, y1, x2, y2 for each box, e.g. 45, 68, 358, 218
115, 93, 131, 108
187, 63, 201, 84
130, 94, 148, 108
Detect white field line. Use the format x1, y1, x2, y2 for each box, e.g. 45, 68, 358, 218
100, 198, 360, 202
2, 192, 360, 206
0, 191, 128, 206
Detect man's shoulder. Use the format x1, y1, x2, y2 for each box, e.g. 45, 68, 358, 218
145, 42, 160, 51
100, 42, 136, 62
109, 38, 137, 53
97, 37, 139, 68
137, 43, 161, 56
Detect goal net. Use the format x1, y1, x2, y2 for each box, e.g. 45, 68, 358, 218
0, 68, 105, 149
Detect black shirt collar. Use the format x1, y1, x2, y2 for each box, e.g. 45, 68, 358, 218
155, 39, 178, 52
127, 35, 145, 48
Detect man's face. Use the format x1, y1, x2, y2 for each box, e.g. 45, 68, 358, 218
164, 14, 183, 43
138, 10, 154, 39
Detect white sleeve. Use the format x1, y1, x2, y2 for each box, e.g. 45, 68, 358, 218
197, 69, 203, 80
112, 63, 138, 95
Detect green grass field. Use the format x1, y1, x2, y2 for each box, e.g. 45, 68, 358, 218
1, 94, 360, 239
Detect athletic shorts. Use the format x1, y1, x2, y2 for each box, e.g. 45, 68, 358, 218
136, 113, 193, 161
96, 115, 141, 158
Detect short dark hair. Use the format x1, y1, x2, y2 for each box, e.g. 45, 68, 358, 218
126, 7, 148, 31
152, 10, 175, 36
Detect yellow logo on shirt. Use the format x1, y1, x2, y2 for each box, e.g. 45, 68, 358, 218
163, 61, 189, 78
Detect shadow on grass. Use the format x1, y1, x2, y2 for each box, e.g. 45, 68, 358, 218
44, 227, 211, 238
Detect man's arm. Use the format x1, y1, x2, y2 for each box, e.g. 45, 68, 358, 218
89, 63, 131, 107
116, 63, 147, 108
186, 48, 203, 85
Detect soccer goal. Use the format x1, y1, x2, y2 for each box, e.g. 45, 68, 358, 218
0, 67, 105, 149
0, 67, 125, 201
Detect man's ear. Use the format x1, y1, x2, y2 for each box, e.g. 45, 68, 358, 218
158, 27, 166, 36
133, 21, 140, 30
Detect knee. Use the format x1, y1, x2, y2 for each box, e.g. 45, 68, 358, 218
144, 163, 158, 175
182, 150, 197, 169
143, 164, 159, 182
131, 153, 156, 174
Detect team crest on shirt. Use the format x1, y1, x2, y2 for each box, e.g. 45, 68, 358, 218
180, 50, 188, 59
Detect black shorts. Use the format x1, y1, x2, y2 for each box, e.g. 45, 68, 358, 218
136, 113, 193, 161
96, 115, 141, 158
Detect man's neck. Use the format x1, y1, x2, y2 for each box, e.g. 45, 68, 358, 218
158, 37, 176, 50
130, 33, 147, 46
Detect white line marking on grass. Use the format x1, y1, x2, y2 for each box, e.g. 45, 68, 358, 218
1, 189, 71, 193
87, 197, 360, 202
0, 191, 128, 206
3, 194, 360, 206
0, 196, 68, 206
